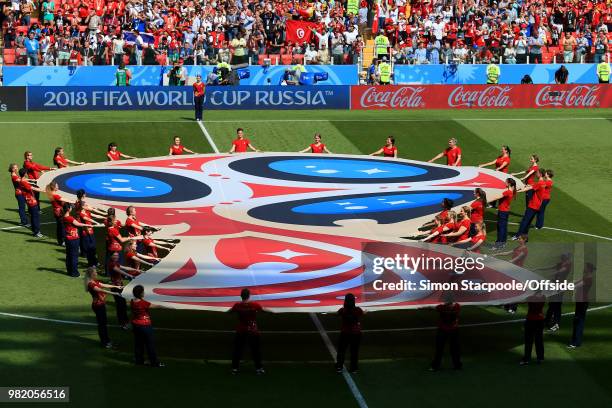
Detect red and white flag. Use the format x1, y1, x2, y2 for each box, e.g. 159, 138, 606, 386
286, 20, 318, 44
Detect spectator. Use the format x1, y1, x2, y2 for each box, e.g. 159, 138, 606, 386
24, 31, 39, 66
561, 32, 577, 63
528, 32, 544, 64
593, 31, 609, 63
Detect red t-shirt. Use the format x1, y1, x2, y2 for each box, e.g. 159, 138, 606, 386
193, 82, 205, 97
439, 209, 449, 222
106, 226, 122, 252
525, 165, 539, 186
170, 145, 184, 155
230, 301, 263, 334
88, 280, 106, 307
542, 180, 553, 201
310, 143, 326, 153
143, 238, 158, 258
431, 225, 447, 244
23, 160, 50, 180
436, 302, 460, 330
51, 193, 63, 217
125, 251, 140, 270
338, 306, 364, 334
526, 294, 546, 320
232, 138, 250, 153
456, 218, 471, 241
444, 146, 462, 166
54, 154, 69, 168
11, 174, 22, 196
107, 150, 122, 161
470, 200, 484, 223
125, 217, 141, 237
131, 299, 152, 326
512, 245, 528, 267
19, 180, 37, 207
383, 145, 397, 157
498, 189, 514, 212
108, 259, 123, 285
528, 180, 546, 211
79, 209, 94, 236
63, 215, 80, 240
495, 155, 510, 173
470, 232, 486, 252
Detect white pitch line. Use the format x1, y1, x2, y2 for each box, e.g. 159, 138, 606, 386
0, 304, 610, 334
1, 221, 55, 231
197, 120, 221, 153
310, 313, 369, 408
0, 117, 610, 125
483, 219, 612, 241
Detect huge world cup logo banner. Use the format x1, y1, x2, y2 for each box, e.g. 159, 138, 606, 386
38, 154, 538, 312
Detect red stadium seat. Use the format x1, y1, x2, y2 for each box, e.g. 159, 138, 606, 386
292, 54, 304, 64
281, 54, 293, 65
79, 25, 87, 32
30, 17, 39, 25
123, 55, 130, 65
257, 54, 269, 65
3, 50, 16, 65
17, 25, 29, 34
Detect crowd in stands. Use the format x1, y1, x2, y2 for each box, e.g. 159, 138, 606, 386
1, 0, 611, 66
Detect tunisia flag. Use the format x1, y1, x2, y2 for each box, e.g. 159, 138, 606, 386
286, 20, 318, 44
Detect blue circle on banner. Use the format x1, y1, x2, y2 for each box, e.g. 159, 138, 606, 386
66, 173, 172, 198
268, 159, 428, 179
292, 192, 463, 215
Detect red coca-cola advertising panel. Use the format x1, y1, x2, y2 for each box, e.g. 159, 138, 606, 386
350, 84, 612, 110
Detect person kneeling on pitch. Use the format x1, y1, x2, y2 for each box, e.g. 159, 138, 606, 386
335, 293, 364, 374
230, 288, 265, 375
430, 293, 462, 371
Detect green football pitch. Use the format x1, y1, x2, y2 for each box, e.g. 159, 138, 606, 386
1, 109, 611, 407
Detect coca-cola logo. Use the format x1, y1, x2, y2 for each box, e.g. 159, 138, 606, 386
535, 85, 600, 107
448, 86, 512, 108
358, 86, 425, 109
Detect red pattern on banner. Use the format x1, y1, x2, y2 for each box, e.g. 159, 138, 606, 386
350, 84, 612, 110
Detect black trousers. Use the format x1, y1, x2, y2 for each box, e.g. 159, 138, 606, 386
194, 95, 204, 120
232, 332, 262, 370
133, 324, 158, 365
336, 332, 361, 371
92, 304, 110, 346
54, 215, 65, 245
571, 302, 588, 346
431, 329, 462, 369
523, 320, 544, 362
545, 301, 562, 327
81, 234, 98, 267
113, 293, 129, 326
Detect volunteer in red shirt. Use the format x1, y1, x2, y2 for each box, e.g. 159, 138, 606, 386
299, 133, 332, 154
125, 206, 159, 251
63, 202, 104, 277
8, 163, 28, 226
469, 188, 487, 236
514, 169, 546, 238
511, 154, 539, 208
416, 215, 450, 243
124, 240, 160, 271
18, 168, 44, 237
105, 213, 141, 272
370, 136, 398, 158
335, 293, 364, 374
443, 206, 471, 245
495, 178, 517, 248
53, 146, 85, 168
86, 266, 122, 349
466, 222, 486, 253
535, 169, 554, 230
76, 190, 106, 267
521, 291, 546, 365
107, 251, 139, 328
131, 285, 164, 367
193, 74, 205, 122
23, 150, 56, 202
142, 227, 175, 258
169, 136, 197, 155
229, 288, 265, 374
479, 145, 511, 173
421, 198, 455, 231
229, 128, 260, 153
45, 181, 67, 246
107, 142, 136, 161
430, 294, 462, 371
428, 138, 462, 166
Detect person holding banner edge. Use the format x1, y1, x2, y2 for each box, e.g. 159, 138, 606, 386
193, 75, 205, 122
